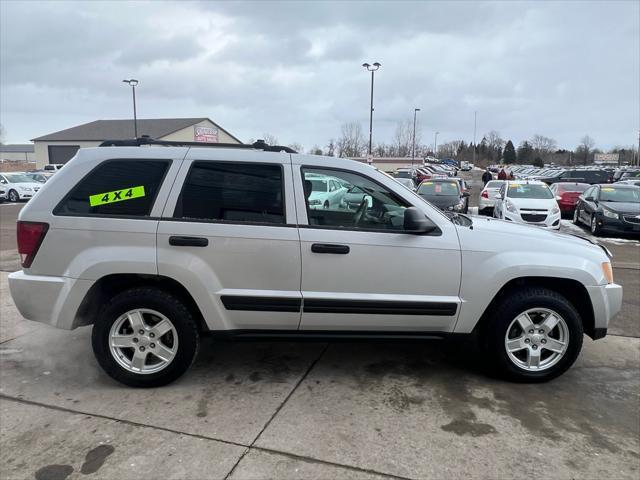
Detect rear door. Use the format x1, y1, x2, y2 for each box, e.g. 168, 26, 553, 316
157, 149, 302, 331
293, 156, 462, 332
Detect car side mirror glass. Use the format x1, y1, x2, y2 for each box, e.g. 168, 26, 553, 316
403, 207, 437, 234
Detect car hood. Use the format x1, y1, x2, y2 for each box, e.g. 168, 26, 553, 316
11, 182, 42, 189
418, 194, 460, 208
600, 201, 640, 214
463, 216, 606, 254
508, 197, 556, 210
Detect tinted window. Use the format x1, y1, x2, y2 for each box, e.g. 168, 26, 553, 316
302, 168, 409, 231
417, 181, 460, 196
598, 187, 640, 203
55, 159, 169, 216
175, 161, 285, 224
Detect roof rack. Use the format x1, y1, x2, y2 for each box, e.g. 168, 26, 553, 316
99, 136, 297, 153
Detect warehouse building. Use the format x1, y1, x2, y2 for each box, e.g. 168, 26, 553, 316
0, 144, 35, 163
32, 117, 241, 168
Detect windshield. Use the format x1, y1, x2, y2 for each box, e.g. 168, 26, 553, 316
309, 179, 327, 192
486, 180, 504, 189
599, 187, 640, 203
418, 181, 460, 196
5, 174, 33, 183
506, 183, 554, 199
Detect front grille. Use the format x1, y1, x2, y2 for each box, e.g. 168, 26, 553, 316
623, 215, 640, 224
521, 213, 547, 223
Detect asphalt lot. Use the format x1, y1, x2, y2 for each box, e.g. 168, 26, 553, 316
0, 172, 638, 480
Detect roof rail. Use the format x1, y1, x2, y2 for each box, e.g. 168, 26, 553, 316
98, 136, 297, 153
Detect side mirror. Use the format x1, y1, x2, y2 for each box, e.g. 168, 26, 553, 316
364, 195, 373, 208
403, 207, 437, 234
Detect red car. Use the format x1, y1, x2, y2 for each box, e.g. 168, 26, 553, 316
549, 182, 590, 216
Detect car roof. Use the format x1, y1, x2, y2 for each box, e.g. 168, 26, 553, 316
505, 180, 546, 185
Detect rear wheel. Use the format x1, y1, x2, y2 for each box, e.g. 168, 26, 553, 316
92, 287, 200, 387
484, 287, 583, 382
323, 200, 330, 209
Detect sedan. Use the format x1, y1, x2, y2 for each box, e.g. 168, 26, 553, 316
549, 182, 589, 217
573, 184, 640, 236
416, 179, 468, 212
0, 172, 43, 202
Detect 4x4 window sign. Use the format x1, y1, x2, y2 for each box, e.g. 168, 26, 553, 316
89, 186, 145, 207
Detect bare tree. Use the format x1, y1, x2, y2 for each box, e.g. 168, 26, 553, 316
530, 134, 557, 154
288, 142, 304, 153
262, 133, 279, 145
485, 131, 505, 151
337, 122, 366, 158
577, 135, 595, 165
392, 119, 413, 157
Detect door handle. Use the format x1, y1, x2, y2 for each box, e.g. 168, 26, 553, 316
311, 243, 350, 254
169, 236, 209, 247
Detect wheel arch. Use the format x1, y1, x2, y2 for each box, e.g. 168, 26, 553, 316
474, 276, 596, 339
74, 273, 207, 332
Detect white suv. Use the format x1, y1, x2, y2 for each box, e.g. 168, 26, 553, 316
9, 140, 622, 387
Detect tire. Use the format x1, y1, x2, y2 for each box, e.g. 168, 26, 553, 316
573, 208, 581, 225
92, 287, 200, 387
484, 287, 583, 382
323, 200, 330, 209
590, 214, 601, 236
8, 190, 19, 202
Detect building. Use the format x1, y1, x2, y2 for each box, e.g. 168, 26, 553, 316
31, 117, 242, 168
0, 144, 35, 163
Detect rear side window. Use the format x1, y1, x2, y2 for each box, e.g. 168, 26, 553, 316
174, 161, 285, 224
54, 159, 170, 217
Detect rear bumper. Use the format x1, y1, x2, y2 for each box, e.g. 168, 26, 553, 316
8, 271, 93, 330
585, 283, 623, 335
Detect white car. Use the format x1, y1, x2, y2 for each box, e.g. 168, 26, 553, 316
305, 173, 347, 209
43, 164, 64, 172
0, 186, 6, 202
9, 139, 621, 387
478, 180, 506, 213
494, 181, 561, 229
0, 172, 44, 202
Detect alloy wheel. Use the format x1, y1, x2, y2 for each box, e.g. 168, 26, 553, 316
108, 309, 179, 374
504, 308, 569, 371
9, 190, 19, 202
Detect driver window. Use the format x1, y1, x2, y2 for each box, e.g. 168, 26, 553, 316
301, 168, 409, 231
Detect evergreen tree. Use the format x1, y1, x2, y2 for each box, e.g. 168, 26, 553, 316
517, 141, 534, 164
503, 140, 516, 164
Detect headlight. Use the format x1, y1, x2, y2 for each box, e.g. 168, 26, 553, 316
506, 200, 518, 213
308, 199, 321, 205
551, 206, 560, 215
20, 187, 32, 192
602, 208, 618, 219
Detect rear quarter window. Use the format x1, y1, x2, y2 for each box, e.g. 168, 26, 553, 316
54, 159, 170, 217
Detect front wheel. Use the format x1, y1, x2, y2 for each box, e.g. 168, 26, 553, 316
590, 214, 602, 236
484, 287, 583, 382
573, 208, 581, 225
8, 190, 19, 202
92, 287, 200, 387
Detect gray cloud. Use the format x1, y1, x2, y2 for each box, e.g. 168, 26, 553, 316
1, 0, 638, 150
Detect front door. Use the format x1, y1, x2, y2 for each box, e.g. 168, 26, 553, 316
157, 150, 302, 331
293, 159, 462, 332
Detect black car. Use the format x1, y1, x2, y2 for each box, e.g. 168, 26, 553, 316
573, 184, 640, 236
539, 169, 612, 185
416, 179, 469, 212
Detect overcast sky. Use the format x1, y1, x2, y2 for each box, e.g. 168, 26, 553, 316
1, 0, 638, 151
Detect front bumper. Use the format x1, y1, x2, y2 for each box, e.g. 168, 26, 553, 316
585, 283, 623, 336
595, 214, 640, 235
503, 210, 561, 230
8, 271, 93, 330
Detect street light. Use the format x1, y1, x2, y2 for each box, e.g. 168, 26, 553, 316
362, 62, 381, 158
434, 131, 440, 158
412, 108, 421, 164
122, 79, 139, 138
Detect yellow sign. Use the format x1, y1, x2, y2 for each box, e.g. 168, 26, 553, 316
89, 186, 145, 207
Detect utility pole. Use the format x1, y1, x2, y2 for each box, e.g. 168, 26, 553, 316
412, 108, 420, 165
472, 111, 477, 165
434, 131, 439, 158
362, 62, 381, 158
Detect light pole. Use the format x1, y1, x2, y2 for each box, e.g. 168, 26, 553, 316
122, 79, 139, 138
362, 62, 381, 157
434, 131, 440, 157
472, 111, 477, 165
412, 108, 420, 165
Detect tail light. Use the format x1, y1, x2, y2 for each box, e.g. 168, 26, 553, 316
17, 221, 49, 268
481, 190, 489, 198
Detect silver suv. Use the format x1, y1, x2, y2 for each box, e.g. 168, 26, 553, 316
9, 139, 622, 387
